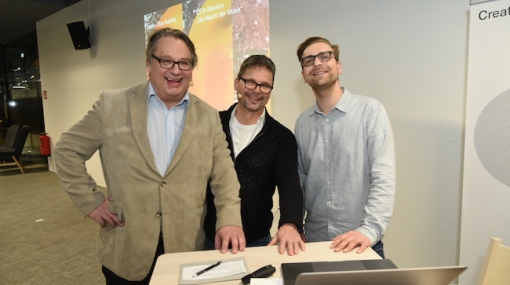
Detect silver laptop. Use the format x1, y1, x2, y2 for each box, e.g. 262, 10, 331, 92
294, 265, 467, 285
282, 259, 398, 285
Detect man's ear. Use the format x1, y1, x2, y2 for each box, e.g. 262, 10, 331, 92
234, 77, 239, 90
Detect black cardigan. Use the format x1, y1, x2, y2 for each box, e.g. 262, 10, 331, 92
204, 103, 304, 244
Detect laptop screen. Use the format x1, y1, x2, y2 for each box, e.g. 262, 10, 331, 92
294, 266, 467, 285
281, 259, 397, 285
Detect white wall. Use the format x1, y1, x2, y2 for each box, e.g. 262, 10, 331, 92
460, 1, 510, 283
270, 0, 469, 270
38, 0, 470, 277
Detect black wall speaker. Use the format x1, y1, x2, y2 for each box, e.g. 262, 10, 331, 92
67, 21, 91, 50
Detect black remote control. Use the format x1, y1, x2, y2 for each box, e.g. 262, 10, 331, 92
241, 265, 276, 284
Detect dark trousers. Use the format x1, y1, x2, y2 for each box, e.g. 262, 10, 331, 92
102, 235, 165, 285
372, 240, 385, 259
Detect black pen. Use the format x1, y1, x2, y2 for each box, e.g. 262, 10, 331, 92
192, 261, 222, 278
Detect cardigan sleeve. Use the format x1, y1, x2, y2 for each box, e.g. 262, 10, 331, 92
273, 132, 304, 232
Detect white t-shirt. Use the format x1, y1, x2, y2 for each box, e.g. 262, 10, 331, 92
229, 105, 265, 157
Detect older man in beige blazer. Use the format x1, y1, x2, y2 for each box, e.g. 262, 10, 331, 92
54, 28, 244, 284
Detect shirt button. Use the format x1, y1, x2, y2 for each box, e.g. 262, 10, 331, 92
156, 212, 162, 217
161, 182, 166, 187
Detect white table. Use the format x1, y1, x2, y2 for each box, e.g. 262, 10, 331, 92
149, 241, 381, 285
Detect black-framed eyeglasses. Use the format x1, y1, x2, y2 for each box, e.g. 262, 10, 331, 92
300, 51, 335, 67
151, 53, 193, 71
239, 77, 273, 94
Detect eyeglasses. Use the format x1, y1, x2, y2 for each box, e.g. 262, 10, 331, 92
239, 77, 273, 94
151, 53, 193, 71
300, 51, 335, 67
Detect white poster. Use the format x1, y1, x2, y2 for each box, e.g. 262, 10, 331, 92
459, 1, 510, 284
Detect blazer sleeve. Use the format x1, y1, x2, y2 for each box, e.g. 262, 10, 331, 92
54, 93, 107, 217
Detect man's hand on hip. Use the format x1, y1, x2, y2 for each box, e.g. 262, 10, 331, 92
87, 198, 124, 228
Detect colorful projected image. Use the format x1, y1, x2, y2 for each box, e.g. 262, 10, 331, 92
144, 0, 270, 111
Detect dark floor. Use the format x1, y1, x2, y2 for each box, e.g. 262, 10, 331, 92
0, 167, 104, 284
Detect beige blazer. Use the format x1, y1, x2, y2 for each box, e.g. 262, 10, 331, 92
54, 83, 242, 280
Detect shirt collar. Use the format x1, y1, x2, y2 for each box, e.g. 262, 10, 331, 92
230, 104, 266, 125
334, 87, 351, 112
312, 87, 351, 115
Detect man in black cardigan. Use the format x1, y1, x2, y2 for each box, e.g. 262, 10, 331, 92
204, 55, 305, 255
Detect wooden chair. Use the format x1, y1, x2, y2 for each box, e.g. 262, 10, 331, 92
478, 237, 510, 285
0, 125, 30, 173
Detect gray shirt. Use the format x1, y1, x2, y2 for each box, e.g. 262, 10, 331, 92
295, 87, 395, 245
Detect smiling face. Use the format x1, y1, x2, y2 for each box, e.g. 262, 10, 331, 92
235, 66, 273, 114
147, 36, 193, 107
301, 42, 342, 91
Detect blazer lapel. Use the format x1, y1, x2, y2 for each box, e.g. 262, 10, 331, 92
165, 94, 198, 175
129, 84, 159, 174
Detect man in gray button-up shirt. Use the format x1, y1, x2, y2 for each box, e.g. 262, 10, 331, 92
294, 36, 395, 258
